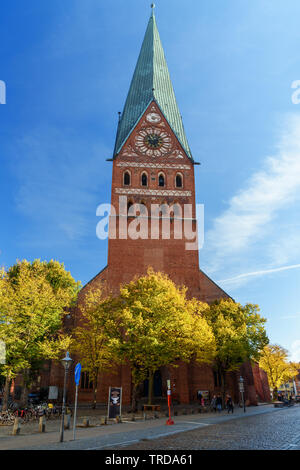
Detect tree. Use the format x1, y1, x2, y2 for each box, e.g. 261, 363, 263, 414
118, 269, 216, 407
0, 260, 80, 408
202, 299, 269, 404
259, 344, 299, 399
71, 288, 121, 409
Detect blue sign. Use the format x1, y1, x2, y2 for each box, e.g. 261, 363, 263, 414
74, 363, 82, 386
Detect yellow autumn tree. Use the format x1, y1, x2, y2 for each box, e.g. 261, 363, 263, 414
118, 269, 216, 406
0, 260, 80, 408
259, 344, 299, 399
202, 299, 269, 403
71, 288, 122, 409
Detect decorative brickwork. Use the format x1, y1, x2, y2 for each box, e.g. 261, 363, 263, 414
46, 15, 271, 408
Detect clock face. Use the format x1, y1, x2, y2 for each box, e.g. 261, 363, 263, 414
144, 133, 163, 149
135, 127, 172, 157
146, 112, 161, 124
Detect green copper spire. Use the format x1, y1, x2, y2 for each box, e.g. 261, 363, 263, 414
114, 9, 193, 160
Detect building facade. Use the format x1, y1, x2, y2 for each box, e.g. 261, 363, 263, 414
46, 9, 270, 407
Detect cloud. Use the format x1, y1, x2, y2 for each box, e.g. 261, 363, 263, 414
218, 263, 300, 286
201, 113, 300, 287
290, 340, 300, 362
280, 314, 300, 320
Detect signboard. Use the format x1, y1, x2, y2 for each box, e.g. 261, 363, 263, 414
48, 386, 58, 400
239, 383, 244, 392
197, 390, 209, 400
74, 363, 82, 386
108, 387, 122, 419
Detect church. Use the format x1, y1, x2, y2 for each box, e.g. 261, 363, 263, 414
48, 8, 270, 406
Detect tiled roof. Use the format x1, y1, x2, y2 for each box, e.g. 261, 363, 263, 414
114, 11, 192, 160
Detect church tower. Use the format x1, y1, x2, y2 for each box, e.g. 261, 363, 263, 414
98, 8, 229, 303
47, 8, 271, 407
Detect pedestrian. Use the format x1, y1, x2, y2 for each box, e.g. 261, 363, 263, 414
210, 395, 217, 412
226, 394, 234, 414
216, 394, 222, 412
197, 391, 203, 404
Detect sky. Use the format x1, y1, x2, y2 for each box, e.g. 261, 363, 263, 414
1, 0, 300, 360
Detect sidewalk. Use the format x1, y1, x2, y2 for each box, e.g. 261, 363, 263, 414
0, 404, 281, 450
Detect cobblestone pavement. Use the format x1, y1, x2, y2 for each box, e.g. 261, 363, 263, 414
0, 404, 296, 450
120, 405, 300, 450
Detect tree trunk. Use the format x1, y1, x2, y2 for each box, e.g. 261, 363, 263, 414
20, 370, 30, 407
92, 376, 98, 409
131, 384, 138, 412
222, 370, 226, 408
273, 387, 278, 401
2, 375, 11, 411
148, 371, 154, 405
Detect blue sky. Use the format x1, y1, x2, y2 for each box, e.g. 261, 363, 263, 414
1, 0, 300, 360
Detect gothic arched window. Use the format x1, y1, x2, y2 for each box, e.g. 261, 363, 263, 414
176, 174, 183, 188
127, 201, 133, 213
124, 171, 130, 186
158, 173, 165, 187
141, 173, 148, 187
139, 201, 147, 214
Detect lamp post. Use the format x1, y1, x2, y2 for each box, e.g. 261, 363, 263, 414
59, 351, 73, 443
239, 376, 246, 413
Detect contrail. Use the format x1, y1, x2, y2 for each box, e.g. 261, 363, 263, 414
218, 263, 300, 284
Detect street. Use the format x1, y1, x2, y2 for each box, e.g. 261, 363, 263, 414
1, 404, 299, 450
122, 405, 300, 451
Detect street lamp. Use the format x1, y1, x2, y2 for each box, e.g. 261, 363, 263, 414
59, 351, 73, 443
239, 376, 246, 413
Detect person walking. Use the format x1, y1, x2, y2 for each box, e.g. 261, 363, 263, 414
210, 395, 217, 412
216, 394, 222, 413
226, 394, 234, 414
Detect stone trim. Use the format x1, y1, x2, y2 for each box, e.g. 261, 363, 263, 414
115, 188, 192, 197
117, 162, 191, 170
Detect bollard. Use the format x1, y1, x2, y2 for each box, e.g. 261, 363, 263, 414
64, 414, 71, 430
82, 418, 90, 428
131, 415, 135, 422
143, 412, 147, 421
12, 417, 21, 436
39, 416, 46, 433
101, 417, 107, 425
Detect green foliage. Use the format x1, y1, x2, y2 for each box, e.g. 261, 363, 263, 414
0, 259, 80, 380
71, 288, 121, 382
117, 269, 216, 392
259, 344, 299, 392
202, 299, 268, 400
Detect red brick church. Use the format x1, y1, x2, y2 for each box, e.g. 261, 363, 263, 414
46, 9, 270, 407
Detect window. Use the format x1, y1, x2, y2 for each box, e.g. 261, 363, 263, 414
124, 171, 130, 186
172, 203, 181, 217
81, 372, 93, 390
128, 201, 133, 214
139, 201, 147, 214
141, 173, 148, 186
158, 173, 165, 187
176, 174, 183, 188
